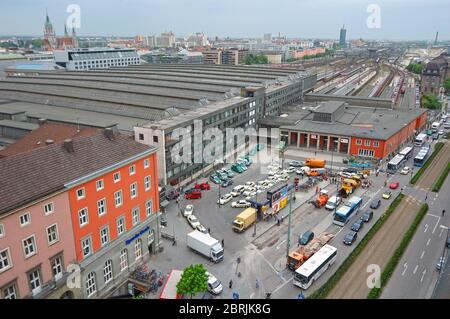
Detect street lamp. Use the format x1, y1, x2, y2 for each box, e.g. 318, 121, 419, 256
286, 184, 294, 257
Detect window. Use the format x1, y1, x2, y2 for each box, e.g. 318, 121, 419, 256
100, 226, 109, 246
2, 283, 17, 299
81, 237, 92, 258
46, 224, 59, 245
23, 235, 37, 258
134, 239, 142, 261
119, 249, 128, 271
28, 268, 41, 295
113, 172, 121, 183
19, 212, 31, 227
0, 224, 3, 238
144, 159, 149, 168
103, 260, 113, 284
153, 136, 158, 143
44, 202, 54, 215
51, 255, 63, 280
373, 141, 380, 148
148, 229, 154, 245
117, 216, 125, 236
111, 189, 122, 207
129, 165, 136, 176
138, 133, 144, 141
144, 176, 151, 191
78, 208, 89, 227
76, 188, 85, 200
132, 207, 140, 226
97, 198, 107, 216
130, 183, 138, 199
364, 140, 371, 147
145, 200, 153, 217
86, 272, 96, 297
96, 179, 104, 191
0, 248, 12, 273
356, 139, 362, 145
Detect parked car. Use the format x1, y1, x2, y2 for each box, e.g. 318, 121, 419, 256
342, 167, 359, 174
382, 190, 392, 199
343, 231, 358, 245
231, 185, 245, 197
436, 257, 446, 271
165, 189, 179, 201
400, 166, 410, 175
187, 215, 201, 229
236, 162, 247, 171
432, 133, 439, 140
194, 182, 211, 190
231, 200, 251, 208
446, 236, 450, 248
351, 219, 364, 232
183, 204, 194, 217
362, 210, 374, 223
209, 175, 221, 184
339, 172, 353, 179
231, 163, 244, 174
289, 160, 303, 167
217, 193, 233, 205
221, 179, 233, 188
245, 181, 256, 188
438, 130, 444, 136
206, 272, 223, 295
286, 166, 296, 173
299, 230, 314, 245
224, 169, 235, 178
370, 199, 381, 209
218, 173, 229, 182
196, 224, 208, 234
389, 182, 400, 189
185, 190, 202, 200
243, 188, 256, 196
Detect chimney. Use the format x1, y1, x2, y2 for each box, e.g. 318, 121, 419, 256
38, 118, 47, 125
63, 139, 74, 153
45, 139, 54, 145
104, 128, 115, 140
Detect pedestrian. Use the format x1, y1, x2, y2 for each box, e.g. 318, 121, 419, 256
277, 218, 281, 226
443, 209, 446, 217
229, 280, 233, 289
384, 180, 387, 187
425, 194, 428, 201
208, 228, 211, 234
255, 279, 260, 289
281, 216, 284, 223
222, 239, 224, 247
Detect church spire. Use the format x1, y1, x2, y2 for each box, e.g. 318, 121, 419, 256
64, 24, 69, 36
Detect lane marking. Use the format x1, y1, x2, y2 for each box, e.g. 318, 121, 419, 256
420, 250, 425, 259
254, 249, 287, 283
420, 269, 427, 283
402, 263, 408, 276
439, 228, 444, 238
272, 276, 293, 294
424, 224, 428, 233
432, 217, 441, 234
426, 238, 431, 246
427, 213, 440, 218
413, 265, 418, 274
250, 293, 255, 299
276, 239, 287, 250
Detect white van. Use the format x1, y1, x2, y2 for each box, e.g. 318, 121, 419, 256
325, 196, 341, 210
231, 185, 245, 197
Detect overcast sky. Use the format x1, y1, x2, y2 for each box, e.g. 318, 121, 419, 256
1, 0, 449, 40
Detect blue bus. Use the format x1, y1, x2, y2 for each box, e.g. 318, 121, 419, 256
333, 196, 363, 226
413, 146, 431, 167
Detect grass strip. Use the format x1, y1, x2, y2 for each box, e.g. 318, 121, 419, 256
432, 161, 450, 192
308, 193, 405, 299
410, 142, 444, 185
367, 203, 429, 298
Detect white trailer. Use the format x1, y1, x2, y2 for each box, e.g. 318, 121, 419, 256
186, 230, 224, 263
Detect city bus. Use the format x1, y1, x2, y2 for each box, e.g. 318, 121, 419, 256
399, 146, 414, 161
413, 146, 431, 167
293, 244, 338, 290
387, 154, 405, 173
333, 196, 363, 226
414, 133, 427, 147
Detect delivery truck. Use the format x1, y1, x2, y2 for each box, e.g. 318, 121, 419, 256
186, 230, 224, 262
232, 207, 257, 232
305, 158, 326, 168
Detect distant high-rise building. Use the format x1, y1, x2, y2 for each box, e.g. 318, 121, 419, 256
263, 33, 272, 42
156, 32, 175, 48
339, 25, 347, 47
144, 35, 156, 47
185, 32, 210, 47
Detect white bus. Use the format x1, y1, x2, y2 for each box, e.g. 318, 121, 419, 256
293, 244, 338, 290
414, 133, 427, 147
387, 154, 405, 173
399, 146, 414, 160
333, 196, 363, 226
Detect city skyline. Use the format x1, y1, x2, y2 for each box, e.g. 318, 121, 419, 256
0, 0, 449, 41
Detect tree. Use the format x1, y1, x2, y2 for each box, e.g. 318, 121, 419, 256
244, 54, 268, 65
406, 63, 423, 75
176, 264, 208, 298
443, 77, 450, 94
421, 93, 442, 110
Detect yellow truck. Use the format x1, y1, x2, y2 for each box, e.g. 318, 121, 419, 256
232, 208, 257, 232
339, 178, 359, 197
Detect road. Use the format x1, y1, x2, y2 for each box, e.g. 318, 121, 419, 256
381, 141, 450, 299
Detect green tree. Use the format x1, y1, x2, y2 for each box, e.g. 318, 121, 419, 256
421, 93, 442, 110
244, 54, 268, 65
176, 264, 208, 298
443, 77, 450, 94
406, 63, 423, 74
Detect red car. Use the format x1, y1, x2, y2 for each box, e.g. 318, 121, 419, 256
185, 190, 202, 199
194, 182, 210, 190
389, 182, 400, 189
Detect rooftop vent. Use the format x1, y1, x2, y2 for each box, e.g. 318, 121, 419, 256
63, 139, 74, 153
38, 118, 47, 125
45, 139, 54, 145
104, 128, 115, 140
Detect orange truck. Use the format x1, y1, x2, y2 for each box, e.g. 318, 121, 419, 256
311, 189, 329, 208
286, 232, 334, 271
305, 158, 326, 168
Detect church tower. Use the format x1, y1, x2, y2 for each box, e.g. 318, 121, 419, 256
43, 11, 56, 49
72, 27, 79, 48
